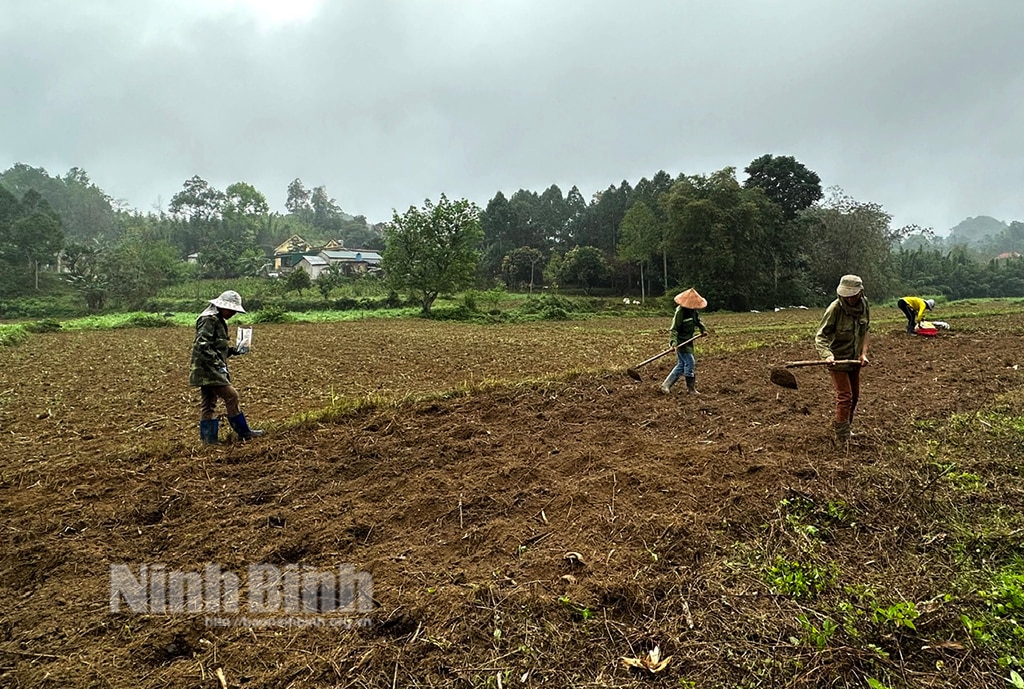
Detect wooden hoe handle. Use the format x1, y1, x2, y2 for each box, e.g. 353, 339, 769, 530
784, 359, 862, 368
632, 333, 705, 369
634, 347, 676, 369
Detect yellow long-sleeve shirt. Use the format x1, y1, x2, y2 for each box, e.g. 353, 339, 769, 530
901, 296, 929, 324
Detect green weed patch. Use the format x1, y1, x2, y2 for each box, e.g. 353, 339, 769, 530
0, 324, 28, 347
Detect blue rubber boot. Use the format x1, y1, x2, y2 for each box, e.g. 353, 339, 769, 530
199, 419, 220, 445
227, 412, 264, 441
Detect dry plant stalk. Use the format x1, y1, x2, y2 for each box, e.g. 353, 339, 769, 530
620, 645, 672, 673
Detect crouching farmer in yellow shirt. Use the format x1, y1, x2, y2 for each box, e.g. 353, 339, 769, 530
896, 296, 935, 334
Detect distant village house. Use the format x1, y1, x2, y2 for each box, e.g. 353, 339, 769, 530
272, 234, 382, 278
295, 255, 330, 280
318, 249, 383, 276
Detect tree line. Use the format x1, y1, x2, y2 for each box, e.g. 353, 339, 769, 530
0, 164, 384, 309
467, 156, 1024, 310
2, 157, 1023, 315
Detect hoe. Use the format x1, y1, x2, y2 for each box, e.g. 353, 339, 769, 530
770, 359, 861, 390
626, 334, 704, 382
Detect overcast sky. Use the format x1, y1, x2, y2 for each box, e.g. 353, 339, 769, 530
2, 0, 1021, 233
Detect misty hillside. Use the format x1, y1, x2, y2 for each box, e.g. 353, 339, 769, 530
948, 215, 1008, 246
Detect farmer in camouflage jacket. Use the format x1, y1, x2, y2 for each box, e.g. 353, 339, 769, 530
190, 290, 263, 444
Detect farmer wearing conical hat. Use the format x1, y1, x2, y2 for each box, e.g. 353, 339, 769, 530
814, 275, 871, 445
660, 288, 709, 395
896, 295, 935, 334
189, 290, 264, 444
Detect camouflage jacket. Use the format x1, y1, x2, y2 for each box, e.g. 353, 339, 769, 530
189, 305, 235, 387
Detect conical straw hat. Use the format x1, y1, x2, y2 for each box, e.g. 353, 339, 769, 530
674, 288, 707, 309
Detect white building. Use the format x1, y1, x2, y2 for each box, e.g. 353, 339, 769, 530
296, 255, 330, 280
319, 249, 383, 275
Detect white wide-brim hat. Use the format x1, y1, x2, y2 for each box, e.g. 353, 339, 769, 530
210, 290, 246, 313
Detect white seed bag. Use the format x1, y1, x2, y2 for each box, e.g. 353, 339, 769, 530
236, 327, 253, 349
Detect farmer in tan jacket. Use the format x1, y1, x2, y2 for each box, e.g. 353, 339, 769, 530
814, 275, 870, 444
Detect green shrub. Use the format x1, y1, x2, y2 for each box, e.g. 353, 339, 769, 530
764, 557, 838, 599
115, 313, 175, 329
0, 325, 29, 347
424, 304, 476, 321
539, 305, 570, 320
0, 295, 88, 319
143, 297, 204, 313
514, 295, 588, 321
332, 297, 360, 311
24, 319, 63, 333
251, 307, 294, 324
480, 285, 507, 311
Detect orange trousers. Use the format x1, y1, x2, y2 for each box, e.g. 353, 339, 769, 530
828, 369, 860, 424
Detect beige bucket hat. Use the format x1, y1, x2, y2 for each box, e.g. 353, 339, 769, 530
674, 288, 707, 309
836, 275, 864, 297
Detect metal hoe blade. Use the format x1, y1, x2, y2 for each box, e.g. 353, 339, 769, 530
770, 359, 859, 389
770, 367, 799, 389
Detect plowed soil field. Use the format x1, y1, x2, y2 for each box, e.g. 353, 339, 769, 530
2, 304, 1023, 688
